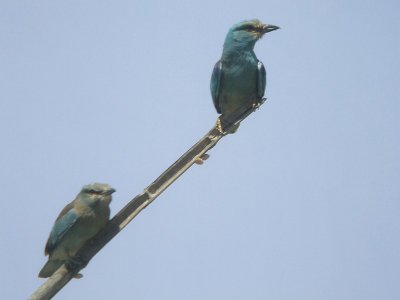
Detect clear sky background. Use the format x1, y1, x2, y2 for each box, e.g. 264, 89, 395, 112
1, 1, 399, 299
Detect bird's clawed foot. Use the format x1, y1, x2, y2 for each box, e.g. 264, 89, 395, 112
66, 256, 86, 279
215, 117, 225, 135
215, 116, 239, 135
252, 98, 266, 111
194, 154, 210, 165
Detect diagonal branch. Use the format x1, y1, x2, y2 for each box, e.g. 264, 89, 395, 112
28, 100, 266, 300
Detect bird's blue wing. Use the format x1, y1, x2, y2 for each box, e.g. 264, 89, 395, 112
210, 60, 223, 113
257, 61, 266, 99
45, 203, 79, 255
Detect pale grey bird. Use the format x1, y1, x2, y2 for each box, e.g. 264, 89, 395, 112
38, 183, 115, 278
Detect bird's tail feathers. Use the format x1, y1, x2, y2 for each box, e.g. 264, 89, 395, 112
38, 259, 64, 278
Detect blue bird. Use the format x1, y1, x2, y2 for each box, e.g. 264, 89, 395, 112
38, 183, 115, 278
210, 19, 279, 133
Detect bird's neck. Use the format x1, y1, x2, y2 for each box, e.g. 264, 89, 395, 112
222, 43, 257, 65
77, 194, 99, 208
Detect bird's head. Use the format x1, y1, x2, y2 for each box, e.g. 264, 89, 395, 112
224, 19, 279, 50
80, 183, 116, 206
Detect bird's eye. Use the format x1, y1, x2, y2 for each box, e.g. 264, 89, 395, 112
239, 25, 256, 32
88, 189, 101, 194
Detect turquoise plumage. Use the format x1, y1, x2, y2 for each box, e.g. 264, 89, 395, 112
210, 19, 279, 132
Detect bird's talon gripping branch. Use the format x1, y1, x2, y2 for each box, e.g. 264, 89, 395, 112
253, 101, 261, 110
65, 258, 85, 278
252, 98, 266, 111
66, 255, 84, 269
215, 117, 225, 134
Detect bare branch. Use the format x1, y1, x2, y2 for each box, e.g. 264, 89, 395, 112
28, 101, 265, 300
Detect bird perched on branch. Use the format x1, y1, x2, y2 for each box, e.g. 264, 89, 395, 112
210, 19, 279, 133
38, 183, 116, 278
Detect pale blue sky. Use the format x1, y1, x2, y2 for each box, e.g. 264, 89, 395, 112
1, 1, 400, 299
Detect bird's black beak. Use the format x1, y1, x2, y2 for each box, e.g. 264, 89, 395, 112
262, 24, 280, 33
108, 188, 116, 195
